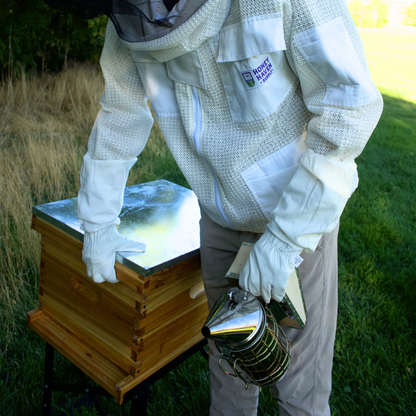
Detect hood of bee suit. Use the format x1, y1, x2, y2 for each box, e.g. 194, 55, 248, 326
118, 0, 232, 61
45, 0, 231, 61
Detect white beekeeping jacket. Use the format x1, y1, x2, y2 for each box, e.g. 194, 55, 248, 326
79, 0, 383, 255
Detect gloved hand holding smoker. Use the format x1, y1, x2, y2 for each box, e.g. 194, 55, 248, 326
240, 152, 358, 304
48, 0, 384, 414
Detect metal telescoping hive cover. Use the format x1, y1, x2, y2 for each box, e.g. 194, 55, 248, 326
32, 180, 201, 276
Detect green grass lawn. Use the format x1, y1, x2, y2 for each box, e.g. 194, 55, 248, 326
332, 96, 416, 415
1, 29, 415, 416
331, 29, 416, 415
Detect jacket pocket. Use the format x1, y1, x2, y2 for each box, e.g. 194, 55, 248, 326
130, 50, 180, 117
241, 132, 307, 221
213, 13, 297, 123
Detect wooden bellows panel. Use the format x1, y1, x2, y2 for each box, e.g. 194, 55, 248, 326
27, 215, 208, 404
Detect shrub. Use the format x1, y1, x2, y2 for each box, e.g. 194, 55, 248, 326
403, 2, 416, 26
0, 0, 108, 77
348, 0, 389, 28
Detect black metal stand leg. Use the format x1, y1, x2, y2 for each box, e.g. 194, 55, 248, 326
130, 385, 149, 416
42, 343, 55, 416
39, 340, 207, 415
199, 344, 209, 362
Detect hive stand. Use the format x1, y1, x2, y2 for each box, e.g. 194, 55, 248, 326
39, 340, 208, 416
27, 180, 209, 415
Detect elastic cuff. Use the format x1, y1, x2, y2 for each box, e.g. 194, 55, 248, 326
80, 218, 120, 234
264, 224, 303, 255
84, 153, 138, 166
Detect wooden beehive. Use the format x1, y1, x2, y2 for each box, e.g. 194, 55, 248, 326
27, 180, 208, 404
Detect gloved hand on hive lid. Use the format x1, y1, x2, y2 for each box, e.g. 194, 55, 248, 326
77, 154, 146, 284
82, 224, 145, 283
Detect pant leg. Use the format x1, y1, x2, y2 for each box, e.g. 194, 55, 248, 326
200, 206, 339, 416
273, 224, 339, 416
199, 207, 261, 416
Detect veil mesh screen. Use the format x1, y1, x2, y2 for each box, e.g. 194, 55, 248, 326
45, 0, 206, 42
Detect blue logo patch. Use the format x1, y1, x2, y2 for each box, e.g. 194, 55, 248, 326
240, 56, 274, 90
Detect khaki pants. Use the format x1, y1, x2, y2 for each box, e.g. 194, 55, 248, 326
199, 207, 339, 416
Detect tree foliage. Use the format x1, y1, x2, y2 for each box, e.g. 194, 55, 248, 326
348, 0, 389, 28
0, 0, 108, 76
403, 2, 416, 26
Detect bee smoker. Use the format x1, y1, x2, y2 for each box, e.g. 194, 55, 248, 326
201, 288, 291, 388
201, 242, 307, 388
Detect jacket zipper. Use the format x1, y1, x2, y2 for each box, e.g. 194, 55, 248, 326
191, 86, 235, 229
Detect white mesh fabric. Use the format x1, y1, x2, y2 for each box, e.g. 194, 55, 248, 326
198, 42, 309, 232
157, 115, 227, 228
223, 0, 383, 162
224, 0, 282, 27
88, 0, 383, 233
283, 0, 383, 161
88, 22, 154, 160
156, 40, 311, 232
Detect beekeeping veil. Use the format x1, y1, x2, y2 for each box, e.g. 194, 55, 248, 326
45, 0, 217, 43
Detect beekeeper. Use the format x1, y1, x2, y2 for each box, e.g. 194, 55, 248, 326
71, 0, 383, 414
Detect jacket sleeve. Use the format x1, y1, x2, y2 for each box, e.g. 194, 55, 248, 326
87, 20, 154, 161
267, 0, 383, 252
77, 21, 154, 232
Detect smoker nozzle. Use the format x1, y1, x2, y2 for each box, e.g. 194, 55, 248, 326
201, 326, 211, 338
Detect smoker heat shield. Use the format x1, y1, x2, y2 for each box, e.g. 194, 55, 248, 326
202, 288, 291, 388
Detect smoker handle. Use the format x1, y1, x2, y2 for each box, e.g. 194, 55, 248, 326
189, 282, 205, 299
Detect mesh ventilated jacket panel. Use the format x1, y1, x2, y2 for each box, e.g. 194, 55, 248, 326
87, 0, 383, 233
191, 42, 310, 230
224, 0, 283, 26
88, 25, 154, 160
283, 0, 383, 161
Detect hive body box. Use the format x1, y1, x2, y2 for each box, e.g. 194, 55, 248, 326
27, 180, 208, 404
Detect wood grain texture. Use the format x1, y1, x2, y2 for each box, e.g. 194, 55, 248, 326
115, 330, 204, 403
40, 248, 140, 325
138, 279, 208, 336
134, 268, 204, 316
26, 308, 44, 328
32, 215, 147, 294
137, 302, 207, 359
27, 311, 125, 401
30, 213, 208, 401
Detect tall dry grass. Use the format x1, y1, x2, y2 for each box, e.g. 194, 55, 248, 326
0, 64, 104, 350
0, 63, 169, 354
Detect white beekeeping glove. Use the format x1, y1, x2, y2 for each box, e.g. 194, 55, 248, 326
240, 150, 357, 303
239, 228, 302, 304
77, 154, 146, 283
82, 225, 145, 283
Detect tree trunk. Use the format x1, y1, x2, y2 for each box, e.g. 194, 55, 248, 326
63, 42, 70, 72
8, 25, 12, 80
42, 50, 46, 75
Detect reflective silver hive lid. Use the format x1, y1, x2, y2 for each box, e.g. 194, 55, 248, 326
201, 288, 266, 350
32, 180, 200, 277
